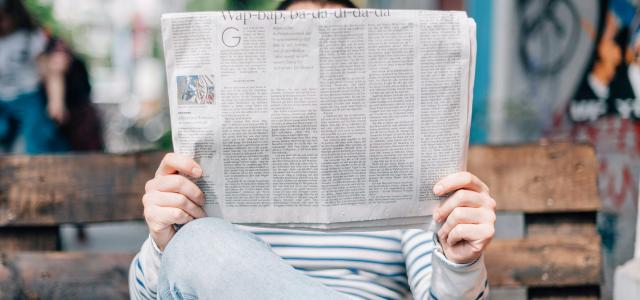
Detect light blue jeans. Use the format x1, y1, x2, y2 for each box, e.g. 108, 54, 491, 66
158, 218, 349, 299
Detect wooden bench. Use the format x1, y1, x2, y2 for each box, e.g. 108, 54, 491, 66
468, 143, 601, 299
0, 143, 601, 299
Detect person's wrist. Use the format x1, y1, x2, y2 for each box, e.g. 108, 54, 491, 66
149, 227, 175, 251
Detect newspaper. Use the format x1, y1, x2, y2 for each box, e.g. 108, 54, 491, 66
161, 9, 476, 230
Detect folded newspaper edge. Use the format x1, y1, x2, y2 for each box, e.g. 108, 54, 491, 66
161, 9, 477, 230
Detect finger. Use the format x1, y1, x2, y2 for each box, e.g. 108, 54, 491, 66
438, 207, 495, 241
446, 223, 494, 247
434, 190, 494, 223
144, 191, 206, 219
148, 205, 194, 226
433, 172, 489, 196
145, 175, 205, 206
156, 153, 202, 178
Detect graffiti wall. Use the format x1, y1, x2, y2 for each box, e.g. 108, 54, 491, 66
491, 0, 639, 297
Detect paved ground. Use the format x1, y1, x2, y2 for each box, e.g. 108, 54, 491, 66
61, 222, 148, 252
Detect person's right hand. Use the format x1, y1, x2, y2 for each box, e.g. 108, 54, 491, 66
143, 153, 206, 250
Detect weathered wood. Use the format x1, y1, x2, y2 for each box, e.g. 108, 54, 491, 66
485, 235, 602, 287
0, 151, 165, 225
0, 227, 59, 252
0, 143, 600, 223
0, 252, 134, 300
467, 143, 600, 213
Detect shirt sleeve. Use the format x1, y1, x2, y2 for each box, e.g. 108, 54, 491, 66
129, 236, 163, 300
29, 29, 48, 58
401, 228, 489, 300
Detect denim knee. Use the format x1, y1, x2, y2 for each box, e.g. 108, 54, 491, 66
160, 218, 267, 276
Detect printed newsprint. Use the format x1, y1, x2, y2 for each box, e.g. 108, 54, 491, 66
161, 9, 476, 230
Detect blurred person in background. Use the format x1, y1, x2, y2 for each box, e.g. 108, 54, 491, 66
0, 0, 70, 153
0, 0, 103, 154
41, 37, 104, 152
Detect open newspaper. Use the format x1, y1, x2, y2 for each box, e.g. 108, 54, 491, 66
161, 9, 476, 230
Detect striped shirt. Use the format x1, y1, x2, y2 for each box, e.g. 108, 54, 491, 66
130, 227, 488, 299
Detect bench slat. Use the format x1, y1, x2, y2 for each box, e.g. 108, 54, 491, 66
0, 233, 601, 298
0, 227, 59, 251
0, 152, 164, 225
468, 143, 600, 213
485, 234, 601, 287
0, 252, 133, 300
0, 143, 601, 224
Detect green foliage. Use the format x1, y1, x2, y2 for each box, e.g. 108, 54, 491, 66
185, 0, 226, 11
185, 0, 278, 11
155, 130, 174, 151
224, 0, 278, 10
23, 0, 70, 40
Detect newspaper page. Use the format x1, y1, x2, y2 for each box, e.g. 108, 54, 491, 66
161, 9, 476, 230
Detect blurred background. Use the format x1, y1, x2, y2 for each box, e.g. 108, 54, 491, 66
2, 0, 638, 298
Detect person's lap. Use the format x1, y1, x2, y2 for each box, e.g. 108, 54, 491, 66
158, 217, 349, 300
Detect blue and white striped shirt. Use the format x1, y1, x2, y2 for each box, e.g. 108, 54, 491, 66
130, 227, 488, 299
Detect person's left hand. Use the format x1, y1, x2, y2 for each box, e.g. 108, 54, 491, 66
432, 172, 496, 264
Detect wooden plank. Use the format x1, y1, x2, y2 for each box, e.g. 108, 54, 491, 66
485, 235, 602, 287
0, 151, 164, 226
467, 143, 600, 213
0, 227, 59, 252
0, 252, 133, 300
0, 143, 600, 222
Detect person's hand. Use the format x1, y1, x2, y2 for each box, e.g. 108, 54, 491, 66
143, 153, 206, 250
47, 99, 68, 124
432, 172, 496, 264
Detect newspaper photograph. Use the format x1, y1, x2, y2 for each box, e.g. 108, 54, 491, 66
161, 8, 476, 230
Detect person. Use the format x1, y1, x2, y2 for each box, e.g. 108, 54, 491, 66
41, 37, 105, 151
0, 0, 69, 153
130, 1, 495, 299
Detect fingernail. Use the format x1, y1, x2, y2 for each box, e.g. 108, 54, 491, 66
192, 167, 202, 177
433, 184, 443, 195
433, 211, 440, 222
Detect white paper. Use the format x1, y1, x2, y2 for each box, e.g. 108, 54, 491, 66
161, 9, 476, 230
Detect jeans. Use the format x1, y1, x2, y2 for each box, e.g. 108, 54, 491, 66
158, 218, 349, 300
0, 90, 68, 154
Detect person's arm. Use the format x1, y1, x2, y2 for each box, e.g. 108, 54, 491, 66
129, 237, 163, 299
129, 153, 207, 299
37, 50, 69, 124
404, 171, 495, 299
401, 229, 488, 300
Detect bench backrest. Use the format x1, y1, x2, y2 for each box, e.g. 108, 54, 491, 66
0, 143, 602, 299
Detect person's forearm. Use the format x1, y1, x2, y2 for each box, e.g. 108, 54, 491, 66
429, 242, 489, 300
130, 237, 163, 299
45, 73, 65, 108
401, 228, 489, 300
